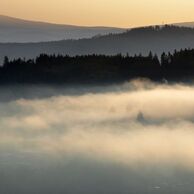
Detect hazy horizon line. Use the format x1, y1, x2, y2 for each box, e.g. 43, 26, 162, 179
1, 14, 194, 29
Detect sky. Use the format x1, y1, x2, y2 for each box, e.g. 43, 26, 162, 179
1, 0, 194, 27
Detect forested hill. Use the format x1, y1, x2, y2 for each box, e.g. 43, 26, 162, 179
0, 25, 194, 64
2, 49, 194, 84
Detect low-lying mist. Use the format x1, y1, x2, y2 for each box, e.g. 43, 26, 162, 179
1, 80, 194, 194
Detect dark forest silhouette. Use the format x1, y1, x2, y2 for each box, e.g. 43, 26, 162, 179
2, 48, 194, 84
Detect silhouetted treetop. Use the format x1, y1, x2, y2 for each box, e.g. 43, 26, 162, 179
1, 48, 194, 84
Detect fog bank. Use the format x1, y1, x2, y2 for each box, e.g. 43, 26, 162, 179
1, 80, 194, 193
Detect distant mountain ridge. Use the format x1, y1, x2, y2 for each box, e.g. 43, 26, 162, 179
1, 25, 194, 64
0, 15, 126, 43
174, 21, 194, 28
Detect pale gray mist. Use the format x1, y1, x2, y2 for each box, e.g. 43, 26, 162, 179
1, 80, 194, 194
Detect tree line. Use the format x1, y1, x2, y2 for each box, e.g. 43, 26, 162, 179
1, 48, 194, 84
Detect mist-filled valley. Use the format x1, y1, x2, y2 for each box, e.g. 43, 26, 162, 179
1, 80, 194, 193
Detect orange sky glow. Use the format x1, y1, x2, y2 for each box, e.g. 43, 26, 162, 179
1, 0, 194, 27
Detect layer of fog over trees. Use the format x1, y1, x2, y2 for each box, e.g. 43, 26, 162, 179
1, 25, 194, 63
1, 80, 194, 193
0, 15, 125, 43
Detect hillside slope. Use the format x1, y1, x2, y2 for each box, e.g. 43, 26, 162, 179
0, 15, 125, 42
1, 25, 194, 63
